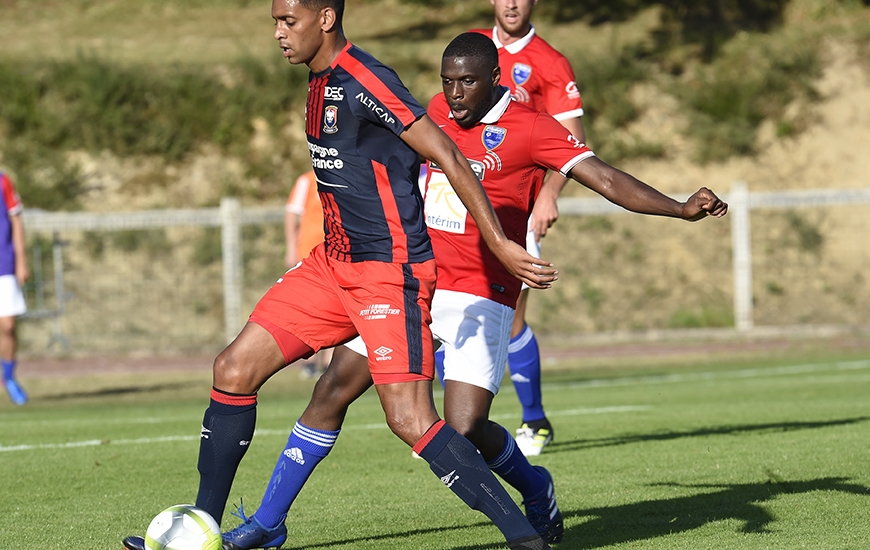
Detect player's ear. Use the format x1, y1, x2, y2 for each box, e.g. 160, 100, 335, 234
492, 65, 501, 87
321, 6, 337, 32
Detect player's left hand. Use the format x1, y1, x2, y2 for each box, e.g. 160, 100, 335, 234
683, 187, 728, 221
494, 240, 558, 289
531, 194, 559, 239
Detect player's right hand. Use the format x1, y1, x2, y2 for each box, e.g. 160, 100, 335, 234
495, 240, 558, 289
683, 187, 728, 221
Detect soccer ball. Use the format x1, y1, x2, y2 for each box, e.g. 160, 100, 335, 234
144, 504, 222, 550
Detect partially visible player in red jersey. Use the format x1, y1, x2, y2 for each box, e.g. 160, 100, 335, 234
284, 169, 332, 379
470, 0, 587, 456
284, 169, 323, 269
251, 31, 727, 546
123, 2, 558, 550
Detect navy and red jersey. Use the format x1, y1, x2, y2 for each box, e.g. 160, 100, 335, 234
305, 42, 431, 264
424, 89, 594, 307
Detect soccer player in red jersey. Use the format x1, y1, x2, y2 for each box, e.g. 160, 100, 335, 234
124, 2, 557, 550
470, 0, 588, 455
284, 169, 332, 379
236, 31, 727, 547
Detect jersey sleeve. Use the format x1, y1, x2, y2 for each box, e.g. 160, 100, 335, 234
529, 113, 594, 176
542, 55, 583, 121
342, 56, 426, 136
1, 174, 22, 216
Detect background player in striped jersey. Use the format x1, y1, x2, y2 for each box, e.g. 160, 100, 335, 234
468, 0, 587, 456
245, 31, 727, 547
126, 1, 558, 550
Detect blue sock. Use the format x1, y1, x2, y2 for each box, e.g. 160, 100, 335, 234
487, 427, 547, 500
2, 360, 14, 381
255, 421, 339, 529
414, 420, 538, 544
434, 348, 446, 389
508, 325, 545, 423
196, 389, 258, 526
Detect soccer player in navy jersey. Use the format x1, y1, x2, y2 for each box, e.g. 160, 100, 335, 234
121, 1, 557, 550
214, 31, 728, 549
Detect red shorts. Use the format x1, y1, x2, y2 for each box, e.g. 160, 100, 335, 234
250, 243, 436, 384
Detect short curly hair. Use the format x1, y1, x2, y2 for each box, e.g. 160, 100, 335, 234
442, 32, 499, 71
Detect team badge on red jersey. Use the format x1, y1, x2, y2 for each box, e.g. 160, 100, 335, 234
323, 105, 339, 134
511, 63, 532, 86
482, 125, 507, 150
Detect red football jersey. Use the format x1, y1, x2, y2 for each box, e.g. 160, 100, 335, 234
472, 26, 583, 121
425, 90, 594, 307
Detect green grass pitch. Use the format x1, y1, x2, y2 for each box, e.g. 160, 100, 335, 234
1, 344, 869, 549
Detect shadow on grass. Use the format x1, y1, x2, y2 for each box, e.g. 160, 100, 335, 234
278, 419, 870, 548
547, 417, 870, 453
40, 382, 199, 401
285, 475, 869, 549
556, 476, 870, 548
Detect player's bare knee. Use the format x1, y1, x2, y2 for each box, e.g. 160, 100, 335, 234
212, 349, 252, 393
384, 410, 427, 446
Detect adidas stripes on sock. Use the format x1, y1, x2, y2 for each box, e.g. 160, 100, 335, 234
2, 360, 14, 381
195, 388, 257, 525
414, 420, 539, 544
508, 325, 546, 423
254, 421, 339, 529
487, 426, 547, 500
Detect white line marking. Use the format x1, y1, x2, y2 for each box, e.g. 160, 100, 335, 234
2, 360, 867, 453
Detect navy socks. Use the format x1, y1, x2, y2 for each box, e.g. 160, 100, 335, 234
195, 389, 258, 525
414, 420, 539, 544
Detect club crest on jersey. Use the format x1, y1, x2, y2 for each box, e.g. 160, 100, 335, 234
482, 125, 507, 151
511, 63, 532, 86
323, 105, 339, 134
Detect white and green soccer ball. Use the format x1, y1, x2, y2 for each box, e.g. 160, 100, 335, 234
144, 504, 222, 550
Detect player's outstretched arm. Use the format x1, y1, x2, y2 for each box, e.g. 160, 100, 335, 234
401, 115, 558, 289
569, 156, 728, 221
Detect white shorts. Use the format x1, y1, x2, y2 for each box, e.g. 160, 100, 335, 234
344, 289, 515, 394
0, 274, 26, 317
521, 217, 542, 292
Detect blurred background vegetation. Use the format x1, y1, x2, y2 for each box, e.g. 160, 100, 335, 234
2, 0, 870, 349
1, 0, 867, 211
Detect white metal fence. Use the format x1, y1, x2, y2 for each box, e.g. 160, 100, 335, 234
18, 183, 870, 356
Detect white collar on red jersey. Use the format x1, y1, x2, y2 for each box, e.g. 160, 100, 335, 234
479, 87, 514, 124
491, 24, 536, 55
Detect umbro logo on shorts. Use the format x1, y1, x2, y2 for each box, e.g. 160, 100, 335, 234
373, 346, 393, 361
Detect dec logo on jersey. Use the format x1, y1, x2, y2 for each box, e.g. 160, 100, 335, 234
324, 86, 345, 101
